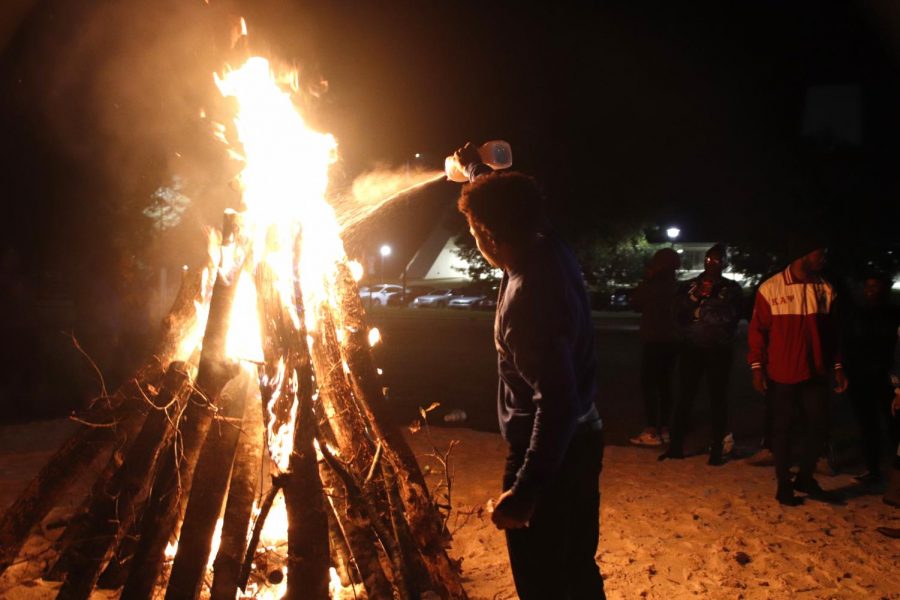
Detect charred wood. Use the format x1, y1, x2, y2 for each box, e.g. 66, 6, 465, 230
54, 363, 192, 600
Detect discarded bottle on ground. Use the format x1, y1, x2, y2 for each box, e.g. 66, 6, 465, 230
444, 140, 513, 182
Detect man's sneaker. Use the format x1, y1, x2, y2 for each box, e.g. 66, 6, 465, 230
794, 476, 826, 496
629, 430, 662, 446
746, 448, 775, 467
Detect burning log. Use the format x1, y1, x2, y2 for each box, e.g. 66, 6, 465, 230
254, 251, 331, 599
238, 482, 280, 591
317, 448, 394, 599
120, 211, 246, 600
282, 358, 330, 600
326, 507, 354, 589
0, 267, 208, 577
318, 440, 414, 600
54, 362, 193, 600
163, 372, 250, 600
94, 517, 141, 589
209, 381, 264, 600
336, 264, 468, 599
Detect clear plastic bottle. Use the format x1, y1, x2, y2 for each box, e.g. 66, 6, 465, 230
444, 140, 513, 182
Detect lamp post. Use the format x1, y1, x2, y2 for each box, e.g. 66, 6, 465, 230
380, 244, 392, 286
666, 226, 680, 250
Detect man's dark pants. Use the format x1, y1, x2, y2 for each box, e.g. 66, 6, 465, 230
670, 344, 732, 453
848, 370, 898, 474
640, 342, 679, 429
771, 378, 829, 486
503, 427, 606, 599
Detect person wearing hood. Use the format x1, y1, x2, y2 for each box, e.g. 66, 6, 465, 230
747, 234, 848, 506
629, 248, 681, 446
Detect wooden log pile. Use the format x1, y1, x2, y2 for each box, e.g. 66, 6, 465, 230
0, 212, 467, 600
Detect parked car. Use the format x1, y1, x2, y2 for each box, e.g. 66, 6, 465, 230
371, 284, 406, 306
396, 285, 434, 306
412, 289, 458, 308
474, 296, 498, 311
608, 287, 634, 311
447, 293, 486, 309
448, 285, 499, 310
359, 284, 405, 305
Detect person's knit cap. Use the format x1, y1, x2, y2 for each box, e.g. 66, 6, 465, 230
787, 230, 828, 262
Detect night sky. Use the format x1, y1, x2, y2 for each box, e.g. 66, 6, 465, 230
2, 1, 899, 261
0, 0, 899, 416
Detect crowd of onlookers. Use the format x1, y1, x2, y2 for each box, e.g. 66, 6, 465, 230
628, 235, 899, 519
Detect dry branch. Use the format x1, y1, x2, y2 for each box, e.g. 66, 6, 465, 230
0, 265, 208, 577
55, 362, 193, 600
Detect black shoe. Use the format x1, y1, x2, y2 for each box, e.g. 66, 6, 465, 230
853, 471, 883, 486
794, 476, 826, 496
795, 476, 844, 504
708, 443, 725, 466
658, 448, 685, 461
776, 485, 804, 507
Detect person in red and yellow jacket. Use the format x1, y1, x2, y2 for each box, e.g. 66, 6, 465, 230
748, 235, 848, 506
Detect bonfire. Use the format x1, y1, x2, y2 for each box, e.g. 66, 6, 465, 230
0, 29, 465, 600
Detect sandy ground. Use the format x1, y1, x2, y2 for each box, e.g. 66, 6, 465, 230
1, 419, 899, 599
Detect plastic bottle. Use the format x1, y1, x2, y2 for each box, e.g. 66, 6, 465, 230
444, 140, 513, 182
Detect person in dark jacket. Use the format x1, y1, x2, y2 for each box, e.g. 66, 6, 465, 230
845, 274, 900, 485
452, 143, 605, 599
629, 248, 681, 446
659, 244, 743, 465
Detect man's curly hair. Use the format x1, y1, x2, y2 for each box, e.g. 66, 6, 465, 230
457, 171, 547, 245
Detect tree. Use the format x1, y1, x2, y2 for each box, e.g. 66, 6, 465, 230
452, 231, 500, 283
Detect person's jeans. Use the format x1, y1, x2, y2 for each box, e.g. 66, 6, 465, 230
503, 427, 606, 600
639, 342, 679, 429
670, 344, 732, 453
771, 378, 829, 486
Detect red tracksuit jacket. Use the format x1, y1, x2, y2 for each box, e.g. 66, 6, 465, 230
748, 267, 842, 384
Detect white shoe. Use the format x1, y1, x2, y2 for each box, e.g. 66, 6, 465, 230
630, 430, 662, 446
722, 432, 734, 455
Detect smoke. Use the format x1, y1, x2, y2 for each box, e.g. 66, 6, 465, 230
333, 167, 445, 238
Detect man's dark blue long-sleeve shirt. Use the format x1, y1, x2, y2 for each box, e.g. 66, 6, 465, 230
495, 233, 599, 502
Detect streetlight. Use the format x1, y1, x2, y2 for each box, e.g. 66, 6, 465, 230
380, 244, 392, 285
666, 226, 680, 240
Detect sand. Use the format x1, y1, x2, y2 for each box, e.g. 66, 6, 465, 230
1, 419, 898, 599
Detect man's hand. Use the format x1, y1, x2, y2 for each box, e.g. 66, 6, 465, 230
833, 369, 848, 394
751, 368, 768, 395
454, 142, 481, 169
490, 490, 534, 530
